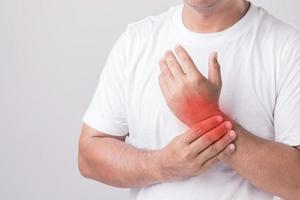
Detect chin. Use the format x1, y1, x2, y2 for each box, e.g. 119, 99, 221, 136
184, 0, 221, 9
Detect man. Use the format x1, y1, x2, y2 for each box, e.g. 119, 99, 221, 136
78, 0, 300, 199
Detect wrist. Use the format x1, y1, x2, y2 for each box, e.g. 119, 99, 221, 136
145, 149, 168, 184
187, 108, 223, 127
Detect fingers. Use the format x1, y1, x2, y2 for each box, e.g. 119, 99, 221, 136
159, 58, 174, 84
189, 121, 232, 155
195, 156, 219, 175
159, 59, 174, 99
174, 45, 203, 77
160, 46, 222, 86
199, 143, 235, 172
164, 50, 185, 78
158, 76, 171, 102
184, 115, 224, 144
217, 143, 236, 161
208, 51, 222, 89
197, 130, 236, 163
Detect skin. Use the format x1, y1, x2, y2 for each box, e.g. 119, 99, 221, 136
182, 0, 250, 33
159, 49, 221, 127
79, 0, 300, 199
158, 45, 300, 200
79, 116, 235, 187
78, 0, 243, 186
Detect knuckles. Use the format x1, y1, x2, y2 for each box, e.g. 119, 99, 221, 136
202, 135, 213, 146
168, 59, 178, 67
189, 162, 200, 172
181, 56, 192, 66
181, 149, 193, 161
187, 74, 202, 86
209, 144, 219, 155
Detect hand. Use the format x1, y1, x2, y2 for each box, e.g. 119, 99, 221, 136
159, 45, 222, 127
156, 115, 235, 181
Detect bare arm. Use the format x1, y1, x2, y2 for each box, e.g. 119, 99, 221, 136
78, 124, 162, 188
223, 124, 300, 200
78, 116, 235, 188
158, 45, 300, 200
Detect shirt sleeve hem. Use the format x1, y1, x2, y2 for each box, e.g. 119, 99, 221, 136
82, 115, 129, 137
275, 135, 300, 147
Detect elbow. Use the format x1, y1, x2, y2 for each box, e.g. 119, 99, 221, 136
78, 128, 95, 179
78, 151, 93, 179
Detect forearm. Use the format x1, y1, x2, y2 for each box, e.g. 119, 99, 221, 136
224, 124, 300, 200
79, 136, 163, 188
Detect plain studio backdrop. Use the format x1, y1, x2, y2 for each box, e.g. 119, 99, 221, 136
1, 0, 300, 199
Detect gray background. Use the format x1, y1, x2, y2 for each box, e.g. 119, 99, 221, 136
1, 0, 300, 199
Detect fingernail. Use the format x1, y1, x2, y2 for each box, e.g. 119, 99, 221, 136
229, 130, 236, 138
225, 121, 232, 129
175, 44, 181, 49
165, 50, 171, 56
216, 116, 223, 123
228, 143, 235, 151
214, 51, 218, 58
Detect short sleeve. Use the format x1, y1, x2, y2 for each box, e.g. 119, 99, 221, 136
82, 28, 129, 136
274, 37, 300, 146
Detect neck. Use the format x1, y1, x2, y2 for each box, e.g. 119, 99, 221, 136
182, 0, 250, 33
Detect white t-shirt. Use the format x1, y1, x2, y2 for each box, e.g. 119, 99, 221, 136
82, 3, 300, 200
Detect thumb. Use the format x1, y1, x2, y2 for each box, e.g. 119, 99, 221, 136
208, 52, 222, 89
